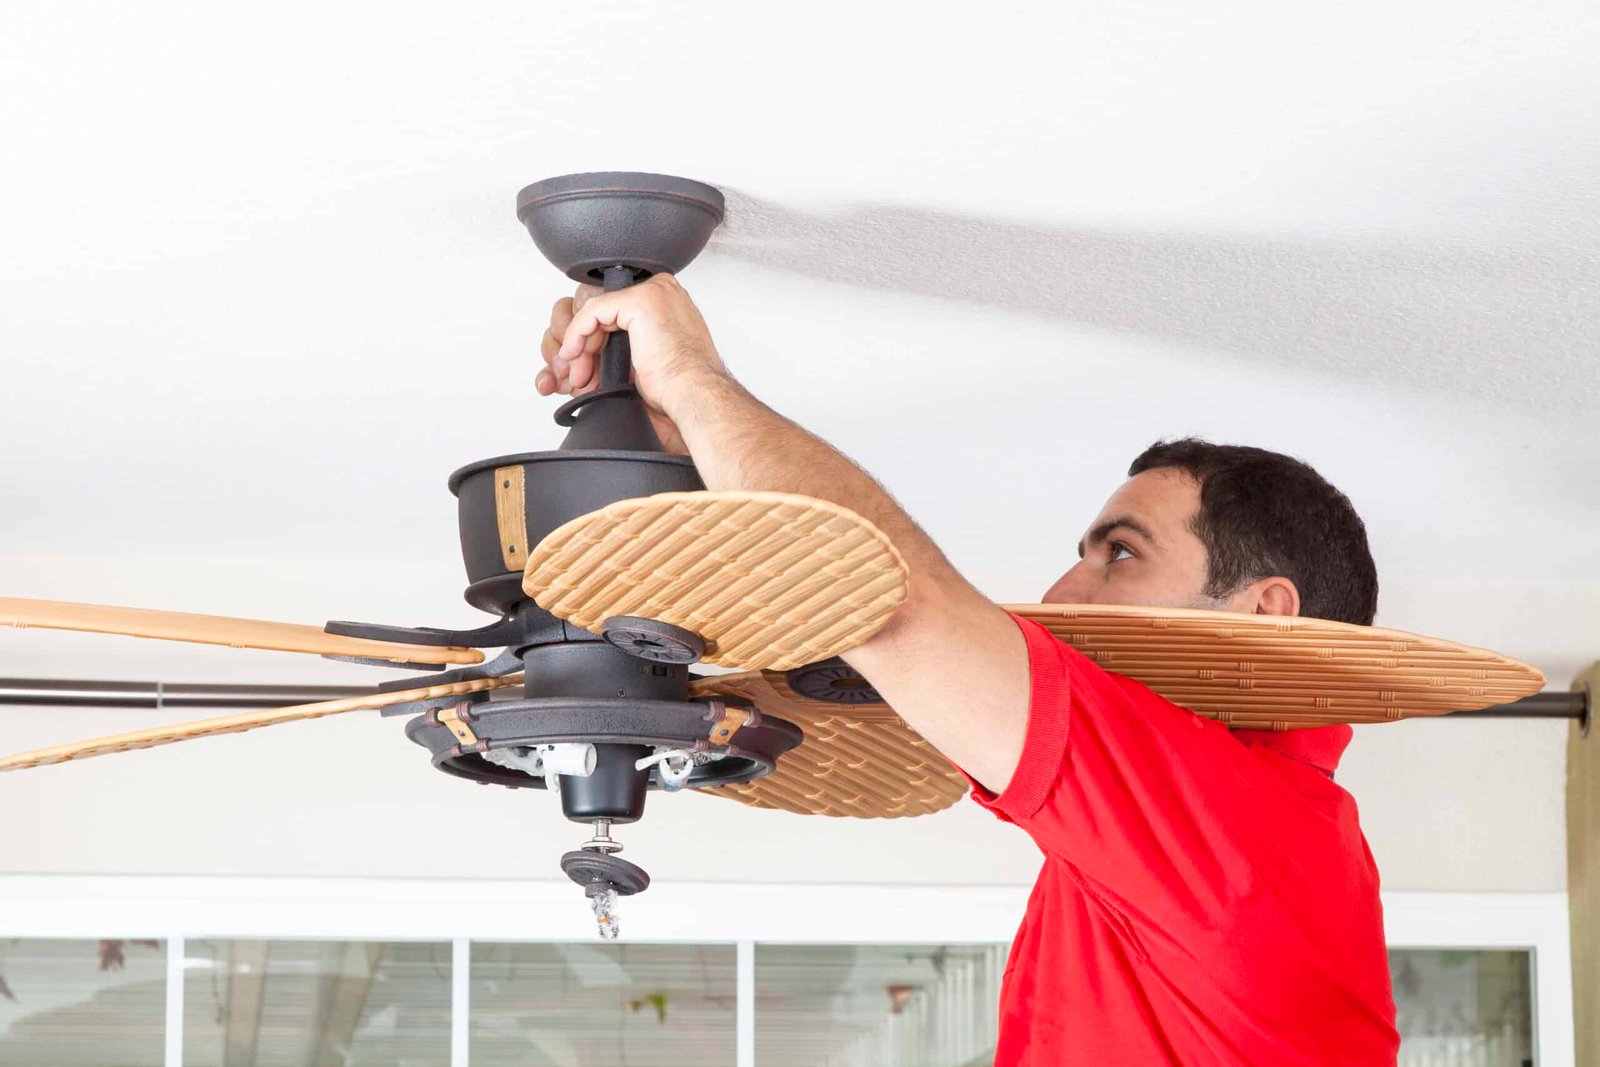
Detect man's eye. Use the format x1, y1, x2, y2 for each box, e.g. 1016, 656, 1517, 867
1108, 542, 1134, 563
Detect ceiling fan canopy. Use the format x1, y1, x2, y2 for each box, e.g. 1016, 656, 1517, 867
0, 171, 1548, 937
515, 171, 726, 285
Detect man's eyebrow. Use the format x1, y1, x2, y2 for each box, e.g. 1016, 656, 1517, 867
1076, 516, 1158, 559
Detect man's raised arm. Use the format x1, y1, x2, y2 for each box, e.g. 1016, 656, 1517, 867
541, 274, 1031, 794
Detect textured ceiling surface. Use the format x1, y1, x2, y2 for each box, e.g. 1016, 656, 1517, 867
0, 2, 1594, 889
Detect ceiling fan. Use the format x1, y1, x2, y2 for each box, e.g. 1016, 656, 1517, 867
0, 172, 1547, 937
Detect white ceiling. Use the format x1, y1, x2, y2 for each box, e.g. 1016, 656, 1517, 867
0, 1, 1595, 891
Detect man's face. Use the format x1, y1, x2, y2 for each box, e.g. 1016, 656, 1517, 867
1041, 468, 1225, 608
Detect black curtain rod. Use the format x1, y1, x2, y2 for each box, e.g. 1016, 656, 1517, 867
1446, 690, 1588, 723
0, 678, 366, 709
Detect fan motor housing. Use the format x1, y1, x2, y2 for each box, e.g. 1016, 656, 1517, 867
448, 450, 703, 616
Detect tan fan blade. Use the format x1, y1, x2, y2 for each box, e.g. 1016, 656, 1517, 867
689, 672, 967, 818
682, 605, 1542, 817
522, 491, 908, 671
0, 674, 524, 773
1004, 603, 1545, 729
0, 597, 484, 666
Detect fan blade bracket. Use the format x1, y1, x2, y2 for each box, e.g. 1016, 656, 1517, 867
377, 689, 496, 721
376, 648, 527, 709
326, 605, 572, 683
324, 614, 533, 648
700, 699, 758, 746
433, 702, 482, 748
322, 654, 454, 672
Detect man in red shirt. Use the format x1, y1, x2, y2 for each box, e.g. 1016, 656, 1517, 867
538, 275, 1402, 1065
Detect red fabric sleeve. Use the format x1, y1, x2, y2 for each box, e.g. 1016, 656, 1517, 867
962, 611, 1367, 936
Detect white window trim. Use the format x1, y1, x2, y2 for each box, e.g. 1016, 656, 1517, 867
0, 876, 1573, 1066
1382, 890, 1574, 1066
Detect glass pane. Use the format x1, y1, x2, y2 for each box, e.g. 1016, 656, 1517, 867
181, 939, 450, 1066
0, 938, 166, 1066
1390, 949, 1533, 1067
470, 942, 735, 1066
756, 944, 1008, 1067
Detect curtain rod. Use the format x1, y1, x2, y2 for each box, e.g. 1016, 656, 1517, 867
0, 677, 1587, 728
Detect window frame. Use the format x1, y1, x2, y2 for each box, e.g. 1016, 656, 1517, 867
0, 876, 1574, 1066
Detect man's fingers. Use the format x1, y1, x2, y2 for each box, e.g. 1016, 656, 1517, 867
557, 290, 632, 362
569, 355, 596, 391
571, 325, 609, 387
571, 283, 602, 315
551, 278, 673, 391
538, 360, 597, 398
542, 296, 574, 369
549, 297, 575, 340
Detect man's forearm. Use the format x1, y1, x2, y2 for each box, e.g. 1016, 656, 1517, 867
661, 370, 965, 604
661, 367, 1031, 791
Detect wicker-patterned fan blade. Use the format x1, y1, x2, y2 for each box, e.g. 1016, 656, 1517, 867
1005, 603, 1545, 729
0, 597, 484, 667
689, 672, 967, 818
0, 674, 524, 773
522, 491, 908, 671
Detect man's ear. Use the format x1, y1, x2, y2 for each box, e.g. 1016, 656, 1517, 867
1235, 576, 1301, 617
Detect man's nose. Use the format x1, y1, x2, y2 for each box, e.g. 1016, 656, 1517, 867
1042, 562, 1096, 603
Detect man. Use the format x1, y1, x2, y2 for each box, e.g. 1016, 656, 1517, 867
538, 274, 1401, 1065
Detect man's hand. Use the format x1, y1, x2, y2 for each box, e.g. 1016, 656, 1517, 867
536, 274, 731, 457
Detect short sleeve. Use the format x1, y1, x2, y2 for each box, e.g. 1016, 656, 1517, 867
958, 612, 1363, 932
961, 611, 1074, 824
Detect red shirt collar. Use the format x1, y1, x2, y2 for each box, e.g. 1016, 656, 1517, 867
1228, 724, 1353, 777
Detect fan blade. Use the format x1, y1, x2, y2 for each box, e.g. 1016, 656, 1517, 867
0, 674, 524, 773
523, 491, 908, 671
1003, 603, 1545, 728
690, 672, 967, 818
0, 598, 484, 667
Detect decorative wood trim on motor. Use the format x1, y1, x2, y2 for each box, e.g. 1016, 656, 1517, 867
494, 464, 528, 572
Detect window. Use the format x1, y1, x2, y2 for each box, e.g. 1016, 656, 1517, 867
469, 942, 736, 1065
756, 944, 1006, 1067
0, 938, 166, 1066
1391, 949, 1534, 1067
0, 880, 1574, 1065
179, 939, 451, 1066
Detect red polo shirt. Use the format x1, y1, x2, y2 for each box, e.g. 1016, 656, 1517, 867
964, 612, 1399, 1065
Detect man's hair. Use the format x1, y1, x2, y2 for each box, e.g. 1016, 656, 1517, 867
1127, 438, 1378, 626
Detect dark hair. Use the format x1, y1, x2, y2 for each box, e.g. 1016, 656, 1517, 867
1128, 438, 1378, 626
